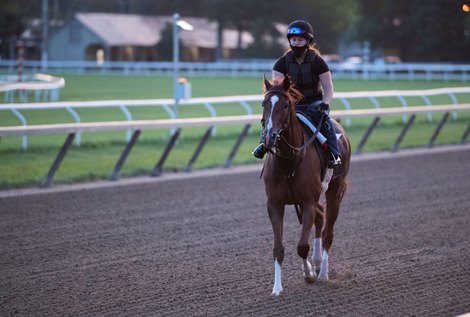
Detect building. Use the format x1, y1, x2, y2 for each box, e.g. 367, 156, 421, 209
48, 13, 253, 62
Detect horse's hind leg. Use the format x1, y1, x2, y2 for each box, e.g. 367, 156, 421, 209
298, 202, 317, 284
267, 200, 285, 296
312, 204, 324, 272
319, 178, 347, 282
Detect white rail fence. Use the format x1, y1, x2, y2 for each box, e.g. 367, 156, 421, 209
2, 87, 469, 150
0, 73, 65, 102
1, 103, 470, 187
1, 60, 470, 81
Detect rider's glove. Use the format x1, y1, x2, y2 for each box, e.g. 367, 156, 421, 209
318, 102, 330, 116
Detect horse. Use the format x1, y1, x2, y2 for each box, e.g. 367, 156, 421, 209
260, 75, 351, 296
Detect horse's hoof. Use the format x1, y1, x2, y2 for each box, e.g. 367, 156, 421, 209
303, 271, 317, 284
302, 261, 316, 284
271, 288, 283, 297
318, 273, 329, 282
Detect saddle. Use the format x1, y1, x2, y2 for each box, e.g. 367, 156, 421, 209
296, 112, 344, 182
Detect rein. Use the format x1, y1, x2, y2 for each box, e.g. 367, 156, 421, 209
280, 114, 324, 155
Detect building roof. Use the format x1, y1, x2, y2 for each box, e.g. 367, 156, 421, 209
75, 13, 253, 49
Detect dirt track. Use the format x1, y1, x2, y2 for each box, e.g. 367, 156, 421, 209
1, 147, 469, 317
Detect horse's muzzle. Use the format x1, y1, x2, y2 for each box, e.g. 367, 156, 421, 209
262, 128, 278, 149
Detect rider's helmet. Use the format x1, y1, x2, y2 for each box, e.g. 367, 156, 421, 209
286, 20, 314, 43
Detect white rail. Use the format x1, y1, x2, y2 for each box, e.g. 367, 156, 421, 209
0, 73, 65, 102
2, 104, 470, 137
2, 87, 469, 149
2, 104, 469, 187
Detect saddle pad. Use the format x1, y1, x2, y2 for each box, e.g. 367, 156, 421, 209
296, 113, 342, 144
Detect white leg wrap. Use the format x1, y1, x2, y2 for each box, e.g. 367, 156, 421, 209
312, 237, 322, 268
321, 168, 334, 193
318, 250, 329, 282
272, 259, 283, 296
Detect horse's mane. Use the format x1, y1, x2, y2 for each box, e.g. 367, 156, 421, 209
264, 78, 303, 106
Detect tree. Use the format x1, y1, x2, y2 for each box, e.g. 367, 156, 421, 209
0, 0, 42, 59
155, 22, 186, 61
296, 0, 360, 54
355, 0, 470, 62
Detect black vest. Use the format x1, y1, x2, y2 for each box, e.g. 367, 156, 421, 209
284, 50, 323, 103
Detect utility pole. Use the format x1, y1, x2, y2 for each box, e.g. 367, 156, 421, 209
41, 0, 49, 71
172, 13, 193, 116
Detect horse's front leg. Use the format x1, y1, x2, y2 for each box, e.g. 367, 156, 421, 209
267, 199, 285, 296
298, 202, 317, 284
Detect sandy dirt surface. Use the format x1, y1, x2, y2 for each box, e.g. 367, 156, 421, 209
1, 147, 469, 316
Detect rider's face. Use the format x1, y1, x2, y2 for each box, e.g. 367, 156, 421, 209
289, 36, 308, 47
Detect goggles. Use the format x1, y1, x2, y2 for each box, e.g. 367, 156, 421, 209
287, 27, 307, 35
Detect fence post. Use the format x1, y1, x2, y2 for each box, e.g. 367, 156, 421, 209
41, 133, 75, 187
391, 114, 416, 152
151, 128, 182, 176
225, 124, 251, 168
185, 126, 213, 172
110, 130, 141, 180
355, 117, 380, 155
427, 112, 450, 148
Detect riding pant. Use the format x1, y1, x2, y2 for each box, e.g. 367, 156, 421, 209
296, 102, 341, 157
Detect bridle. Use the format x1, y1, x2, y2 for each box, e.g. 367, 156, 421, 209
262, 89, 295, 156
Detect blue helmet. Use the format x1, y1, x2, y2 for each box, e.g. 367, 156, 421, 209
286, 20, 314, 43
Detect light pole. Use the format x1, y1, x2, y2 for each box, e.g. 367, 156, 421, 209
173, 13, 193, 116
41, 0, 49, 71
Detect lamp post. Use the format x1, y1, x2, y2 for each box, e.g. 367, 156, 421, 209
41, 0, 48, 71
173, 13, 193, 116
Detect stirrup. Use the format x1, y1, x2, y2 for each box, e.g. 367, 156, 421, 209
327, 154, 341, 168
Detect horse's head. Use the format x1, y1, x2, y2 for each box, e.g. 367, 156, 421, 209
260, 75, 302, 151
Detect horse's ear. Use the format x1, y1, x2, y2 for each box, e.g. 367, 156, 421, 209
263, 74, 272, 91
282, 75, 290, 92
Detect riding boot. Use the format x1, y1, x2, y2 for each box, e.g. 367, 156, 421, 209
252, 133, 268, 159
321, 117, 342, 168
252, 143, 267, 159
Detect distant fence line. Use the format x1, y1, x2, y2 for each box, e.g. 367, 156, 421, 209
1, 60, 470, 81
0, 73, 65, 102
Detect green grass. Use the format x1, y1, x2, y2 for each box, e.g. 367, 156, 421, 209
1, 74, 469, 189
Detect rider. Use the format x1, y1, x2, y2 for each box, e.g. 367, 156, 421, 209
252, 19, 342, 169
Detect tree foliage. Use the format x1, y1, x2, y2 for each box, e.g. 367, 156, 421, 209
355, 0, 470, 62
0, 0, 469, 62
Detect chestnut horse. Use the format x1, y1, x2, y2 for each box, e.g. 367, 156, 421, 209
260, 76, 351, 296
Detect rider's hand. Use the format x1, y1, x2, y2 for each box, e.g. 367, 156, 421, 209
318, 102, 330, 116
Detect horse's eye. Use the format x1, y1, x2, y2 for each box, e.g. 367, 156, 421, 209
260, 118, 265, 127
